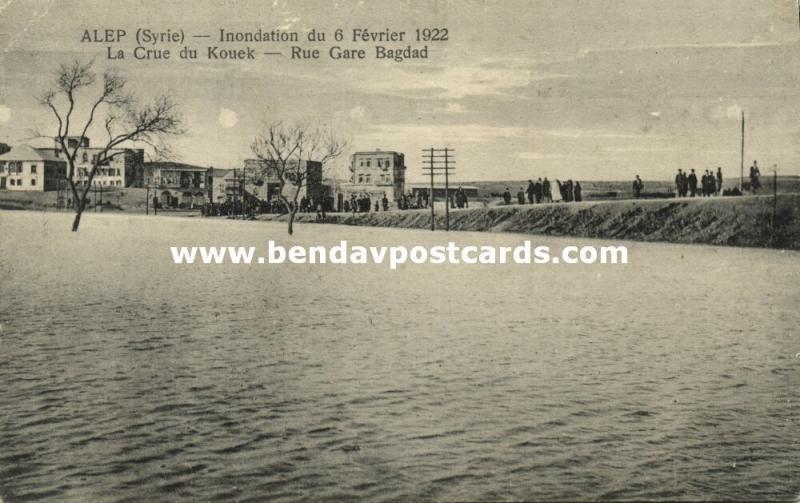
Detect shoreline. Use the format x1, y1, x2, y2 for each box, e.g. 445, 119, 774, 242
1, 193, 797, 250
260, 195, 800, 250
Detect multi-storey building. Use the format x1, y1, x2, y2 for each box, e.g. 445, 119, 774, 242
0, 145, 66, 191
340, 150, 405, 203
139, 161, 209, 208
236, 158, 324, 203
45, 136, 144, 187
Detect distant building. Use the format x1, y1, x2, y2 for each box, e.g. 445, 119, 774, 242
0, 145, 66, 191
340, 150, 406, 203
44, 136, 144, 188
140, 161, 209, 208
235, 158, 324, 203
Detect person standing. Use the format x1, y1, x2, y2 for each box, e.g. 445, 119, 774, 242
526, 180, 535, 204
750, 161, 761, 193
503, 187, 512, 205
633, 175, 643, 198
675, 169, 684, 197
715, 167, 723, 196
574, 181, 582, 202
688, 169, 698, 197
708, 172, 717, 196
543, 178, 552, 203
535, 178, 543, 204
517, 187, 525, 205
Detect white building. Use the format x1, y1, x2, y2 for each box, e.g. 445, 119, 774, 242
339, 150, 406, 203
0, 145, 66, 191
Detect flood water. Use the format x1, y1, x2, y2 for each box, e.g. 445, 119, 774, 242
0, 210, 798, 501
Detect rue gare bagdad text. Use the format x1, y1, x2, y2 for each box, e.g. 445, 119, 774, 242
81, 27, 445, 62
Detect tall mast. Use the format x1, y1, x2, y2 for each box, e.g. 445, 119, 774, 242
740, 111, 745, 191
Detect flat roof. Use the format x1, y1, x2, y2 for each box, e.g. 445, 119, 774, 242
351, 151, 403, 156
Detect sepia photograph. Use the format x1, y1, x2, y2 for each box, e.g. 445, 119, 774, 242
0, 0, 798, 501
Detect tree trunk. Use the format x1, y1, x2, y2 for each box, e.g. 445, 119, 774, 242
71, 198, 86, 232
287, 210, 296, 235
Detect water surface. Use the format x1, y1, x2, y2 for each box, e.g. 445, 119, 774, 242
0, 211, 798, 501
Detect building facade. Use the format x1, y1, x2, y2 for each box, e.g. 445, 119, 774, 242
0, 145, 66, 191
140, 161, 209, 208
235, 159, 324, 204
46, 136, 144, 187
340, 150, 405, 203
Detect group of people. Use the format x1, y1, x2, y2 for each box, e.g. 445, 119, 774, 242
673, 167, 723, 197
633, 161, 763, 199
398, 191, 429, 210
502, 178, 582, 205
345, 192, 380, 213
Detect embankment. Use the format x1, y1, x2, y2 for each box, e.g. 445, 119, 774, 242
283, 195, 800, 249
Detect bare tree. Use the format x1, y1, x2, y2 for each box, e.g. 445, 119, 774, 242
37, 60, 183, 231
251, 122, 347, 235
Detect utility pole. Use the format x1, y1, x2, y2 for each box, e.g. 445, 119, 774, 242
146, 184, 150, 216
421, 147, 456, 231
740, 111, 745, 192
444, 147, 450, 231
429, 148, 435, 230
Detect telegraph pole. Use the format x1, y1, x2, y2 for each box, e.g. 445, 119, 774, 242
421, 147, 456, 231
740, 111, 745, 192
429, 148, 435, 230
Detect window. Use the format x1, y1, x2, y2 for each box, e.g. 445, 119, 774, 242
31, 165, 37, 174
9, 179, 14, 186
360, 161, 364, 167
377, 160, 382, 168
358, 174, 364, 183
31, 179, 36, 186
365, 174, 371, 183
366, 160, 371, 167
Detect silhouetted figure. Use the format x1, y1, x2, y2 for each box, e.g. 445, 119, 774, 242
574, 181, 582, 202
633, 175, 643, 198
715, 167, 723, 196
503, 187, 512, 205
543, 178, 552, 203
517, 187, 525, 205
526, 180, 535, 204
675, 169, 684, 197
382, 194, 389, 211
688, 169, 698, 197
750, 161, 761, 193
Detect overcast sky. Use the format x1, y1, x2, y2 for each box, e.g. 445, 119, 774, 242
0, 0, 798, 181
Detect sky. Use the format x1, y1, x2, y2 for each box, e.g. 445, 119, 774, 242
0, 0, 798, 182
